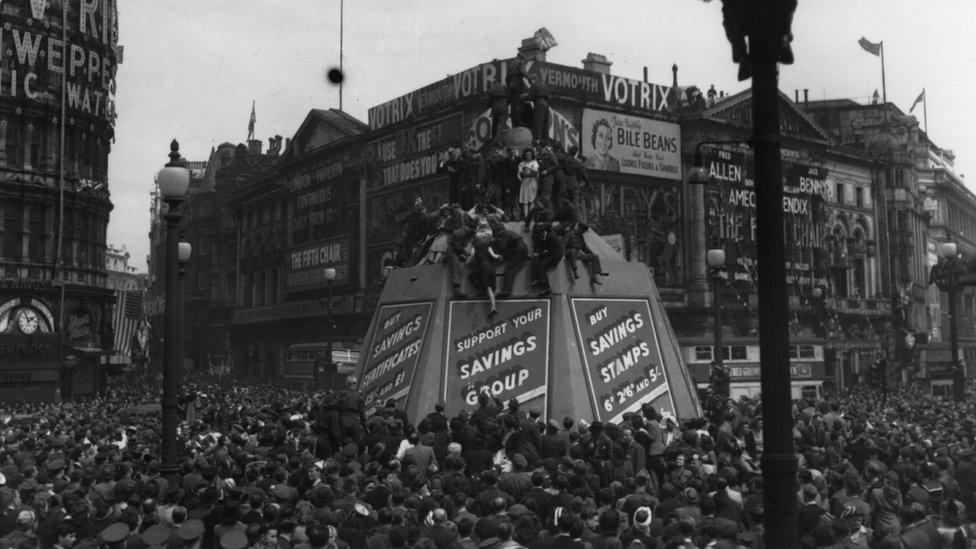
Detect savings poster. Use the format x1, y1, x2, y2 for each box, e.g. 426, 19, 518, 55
359, 302, 432, 415
444, 300, 550, 414
570, 298, 676, 422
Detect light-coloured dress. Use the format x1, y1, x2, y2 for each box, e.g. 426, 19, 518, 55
518, 159, 539, 205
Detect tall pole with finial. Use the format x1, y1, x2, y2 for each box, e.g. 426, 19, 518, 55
339, 0, 344, 110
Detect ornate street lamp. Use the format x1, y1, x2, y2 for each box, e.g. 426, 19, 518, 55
707, 248, 726, 371
930, 241, 967, 402
156, 140, 189, 479
317, 267, 337, 391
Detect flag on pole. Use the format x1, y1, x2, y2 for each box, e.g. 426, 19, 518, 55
247, 101, 256, 140
858, 37, 882, 56
113, 290, 146, 361
533, 28, 558, 51
910, 90, 925, 113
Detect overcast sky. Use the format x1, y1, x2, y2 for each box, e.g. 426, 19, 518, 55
109, 1, 976, 270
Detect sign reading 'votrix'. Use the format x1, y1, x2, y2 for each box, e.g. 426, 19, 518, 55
444, 300, 549, 414
571, 298, 674, 422
359, 302, 432, 415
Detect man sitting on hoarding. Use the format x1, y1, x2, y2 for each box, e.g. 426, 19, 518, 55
489, 218, 529, 300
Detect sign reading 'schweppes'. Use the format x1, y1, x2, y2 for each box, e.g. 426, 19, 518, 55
571, 298, 675, 422
444, 300, 550, 414
360, 302, 432, 415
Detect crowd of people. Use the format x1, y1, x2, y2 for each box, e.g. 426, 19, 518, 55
2, 373, 976, 549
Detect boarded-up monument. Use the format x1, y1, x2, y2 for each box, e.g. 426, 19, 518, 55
354, 223, 701, 422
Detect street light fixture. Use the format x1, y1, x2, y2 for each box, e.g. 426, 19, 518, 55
321, 267, 337, 391
706, 248, 729, 415
156, 140, 188, 480
931, 241, 966, 402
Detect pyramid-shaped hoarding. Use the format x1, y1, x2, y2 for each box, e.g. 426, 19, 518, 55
354, 223, 701, 422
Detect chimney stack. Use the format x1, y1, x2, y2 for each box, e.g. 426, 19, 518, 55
803, 89, 809, 105
248, 139, 263, 155
581, 53, 612, 75
518, 37, 545, 62
795, 89, 799, 103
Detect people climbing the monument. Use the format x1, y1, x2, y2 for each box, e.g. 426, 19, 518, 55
527, 73, 551, 146
559, 145, 591, 221
536, 145, 560, 212
517, 148, 539, 221
488, 80, 510, 145
488, 218, 529, 300
529, 215, 564, 298
466, 217, 503, 318
506, 53, 531, 130
560, 220, 608, 287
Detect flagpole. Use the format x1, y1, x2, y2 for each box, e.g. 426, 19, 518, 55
339, 0, 344, 111
880, 42, 887, 123
923, 87, 928, 134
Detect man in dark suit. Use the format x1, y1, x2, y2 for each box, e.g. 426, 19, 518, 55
544, 513, 585, 549
420, 509, 458, 549
490, 219, 529, 299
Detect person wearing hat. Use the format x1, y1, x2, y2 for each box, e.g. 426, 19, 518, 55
99, 522, 130, 549
219, 530, 248, 549
141, 523, 175, 549
337, 377, 367, 446
540, 420, 569, 460
498, 454, 531, 501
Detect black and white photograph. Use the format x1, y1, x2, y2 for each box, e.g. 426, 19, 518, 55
0, 1, 975, 547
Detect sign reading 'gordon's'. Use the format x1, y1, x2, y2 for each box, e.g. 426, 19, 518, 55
571, 298, 675, 422
444, 300, 550, 413
360, 302, 432, 415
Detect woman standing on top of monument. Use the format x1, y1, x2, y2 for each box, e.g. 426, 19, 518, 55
517, 148, 539, 222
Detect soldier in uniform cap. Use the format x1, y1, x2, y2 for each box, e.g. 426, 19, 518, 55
99, 522, 130, 549
142, 524, 173, 549
219, 530, 248, 549
176, 519, 204, 549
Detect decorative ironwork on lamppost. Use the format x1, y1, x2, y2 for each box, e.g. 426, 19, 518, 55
178, 241, 191, 373
156, 140, 189, 480
929, 241, 968, 402
316, 267, 337, 391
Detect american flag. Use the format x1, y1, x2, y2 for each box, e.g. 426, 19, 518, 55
113, 290, 146, 360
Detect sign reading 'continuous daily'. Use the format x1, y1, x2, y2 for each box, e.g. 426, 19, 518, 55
444, 300, 549, 413
571, 298, 674, 422
359, 303, 432, 415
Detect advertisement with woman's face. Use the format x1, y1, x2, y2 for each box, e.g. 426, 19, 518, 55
581, 109, 682, 180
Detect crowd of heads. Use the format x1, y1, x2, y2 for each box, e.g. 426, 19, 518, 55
1, 373, 976, 549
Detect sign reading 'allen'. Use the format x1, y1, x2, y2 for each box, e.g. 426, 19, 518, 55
444, 300, 550, 414
571, 298, 675, 422
359, 302, 432, 415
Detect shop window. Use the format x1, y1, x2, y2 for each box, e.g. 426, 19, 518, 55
695, 346, 713, 361
2, 203, 21, 260
729, 345, 747, 360
28, 203, 46, 262
789, 345, 816, 359
5, 122, 19, 168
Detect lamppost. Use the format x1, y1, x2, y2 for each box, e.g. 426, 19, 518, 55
156, 140, 189, 479
321, 267, 337, 390
178, 242, 192, 373
699, 1, 799, 545
930, 241, 967, 402
707, 248, 730, 421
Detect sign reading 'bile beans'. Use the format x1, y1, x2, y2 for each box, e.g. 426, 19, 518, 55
359, 302, 433, 415
444, 300, 550, 413
571, 298, 675, 423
